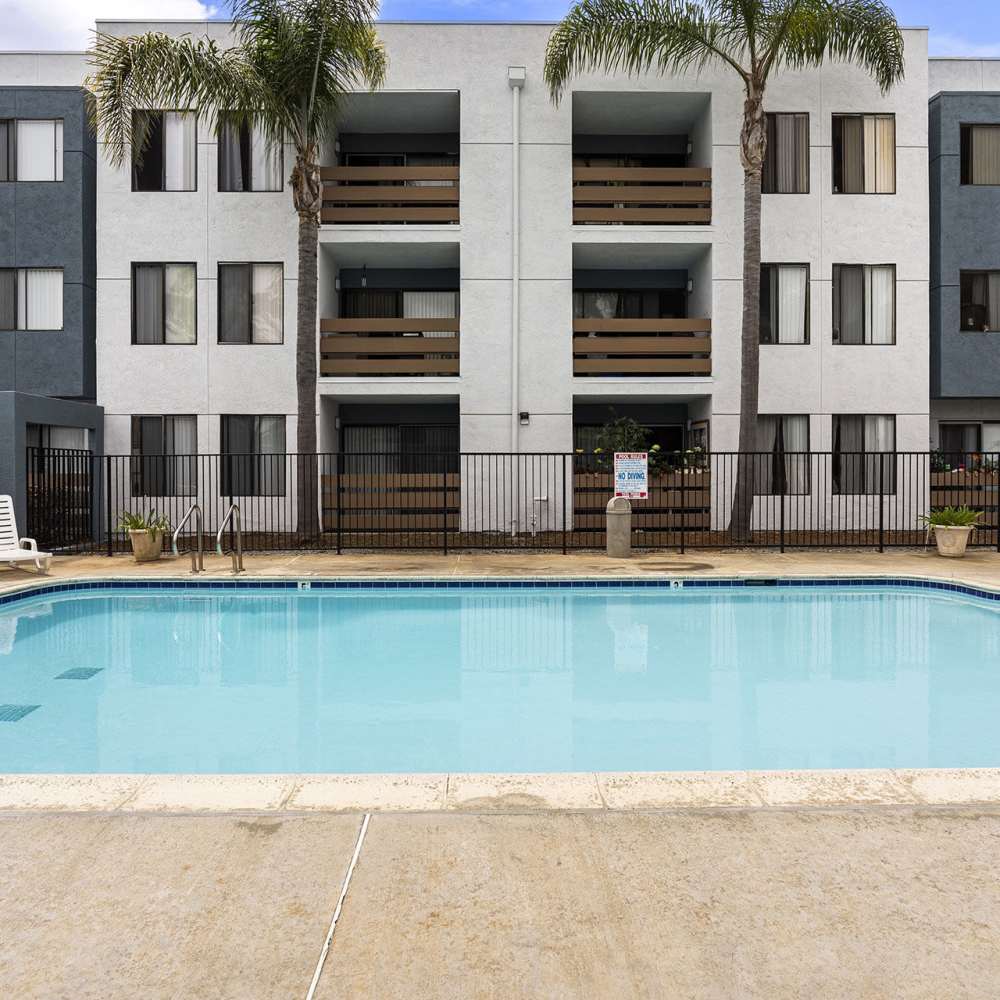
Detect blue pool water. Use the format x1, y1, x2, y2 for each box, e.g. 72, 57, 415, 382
1, 581, 999, 773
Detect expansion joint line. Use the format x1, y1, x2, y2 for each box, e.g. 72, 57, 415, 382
304, 812, 372, 1000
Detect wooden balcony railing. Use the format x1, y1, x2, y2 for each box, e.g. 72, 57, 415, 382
573, 317, 711, 376
320, 317, 460, 376
321, 166, 459, 224
572, 166, 711, 224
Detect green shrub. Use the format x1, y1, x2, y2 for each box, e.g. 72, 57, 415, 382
920, 506, 981, 528
117, 510, 171, 536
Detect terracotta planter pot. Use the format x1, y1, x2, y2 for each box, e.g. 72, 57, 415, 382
129, 529, 164, 562
932, 524, 975, 558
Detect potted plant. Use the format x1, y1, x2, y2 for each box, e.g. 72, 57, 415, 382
117, 510, 171, 562
920, 506, 981, 558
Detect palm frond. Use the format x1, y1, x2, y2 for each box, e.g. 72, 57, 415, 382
544, 0, 750, 103
86, 30, 271, 167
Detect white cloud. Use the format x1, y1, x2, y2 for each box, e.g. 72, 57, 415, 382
0, 0, 217, 51
931, 33, 1000, 59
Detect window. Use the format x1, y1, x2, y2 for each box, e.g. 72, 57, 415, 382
130, 416, 197, 496
132, 264, 197, 344
832, 264, 895, 344
832, 114, 895, 193
960, 271, 1000, 331
218, 264, 283, 343
760, 264, 809, 343
763, 113, 808, 193
218, 116, 282, 191
754, 415, 810, 495
221, 415, 286, 496
0, 268, 63, 330
132, 111, 197, 191
939, 423, 981, 468
0, 119, 63, 181
961, 125, 1000, 185
833, 415, 896, 495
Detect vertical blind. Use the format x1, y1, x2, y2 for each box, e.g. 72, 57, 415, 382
14, 119, 63, 181
833, 264, 894, 344
403, 290, 458, 337
0, 268, 62, 330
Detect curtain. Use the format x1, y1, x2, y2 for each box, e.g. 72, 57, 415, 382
23, 269, 62, 330
164, 264, 196, 343
875, 116, 895, 192
164, 415, 197, 496
16, 119, 59, 181
754, 416, 779, 494
257, 416, 286, 496
777, 265, 807, 344
0, 269, 15, 329
971, 126, 1000, 185
835, 265, 864, 344
163, 112, 196, 191
834, 415, 865, 494
134, 265, 163, 344
864, 415, 896, 495
219, 264, 251, 343
774, 114, 808, 193
252, 264, 283, 343
840, 116, 864, 193
219, 119, 245, 192
863, 116, 877, 194
782, 415, 809, 494
865, 265, 894, 344
250, 125, 282, 191
989, 272, 1000, 330
403, 289, 457, 338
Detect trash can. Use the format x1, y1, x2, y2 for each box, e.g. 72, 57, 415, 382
606, 496, 632, 558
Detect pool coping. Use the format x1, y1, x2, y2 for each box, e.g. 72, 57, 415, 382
3, 570, 1000, 813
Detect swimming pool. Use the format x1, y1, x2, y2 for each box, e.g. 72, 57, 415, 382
1, 579, 998, 774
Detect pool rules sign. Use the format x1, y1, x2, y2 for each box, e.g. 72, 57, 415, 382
613, 451, 648, 500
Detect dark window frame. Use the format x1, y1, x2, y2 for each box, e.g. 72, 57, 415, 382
832, 263, 897, 345
759, 263, 810, 344
130, 110, 198, 193
216, 115, 284, 193
831, 113, 897, 195
220, 414, 287, 497
832, 413, 897, 496
959, 269, 1000, 331
753, 414, 811, 497
217, 262, 285, 344
130, 414, 198, 497
0, 266, 65, 331
0, 117, 64, 183
762, 112, 810, 194
960, 123, 1000, 186
130, 262, 199, 345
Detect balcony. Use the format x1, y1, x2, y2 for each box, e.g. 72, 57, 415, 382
572, 167, 711, 225
573, 317, 711, 376
320, 318, 460, 377
321, 165, 459, 224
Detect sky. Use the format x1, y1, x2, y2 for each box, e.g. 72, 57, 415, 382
0, 0, 997, 57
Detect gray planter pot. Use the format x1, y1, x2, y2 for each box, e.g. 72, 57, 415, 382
129, 529, 164, 562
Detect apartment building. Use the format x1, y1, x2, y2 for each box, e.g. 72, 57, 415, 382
928, 57, 1000, 461
0, 20, 933, 539
0, 53, 103, 527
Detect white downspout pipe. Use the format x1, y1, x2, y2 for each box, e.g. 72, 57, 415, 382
508, 66, 525, 454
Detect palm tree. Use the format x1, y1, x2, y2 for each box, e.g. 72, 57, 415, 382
544, 0, 904, 540
88, 0, 387, 538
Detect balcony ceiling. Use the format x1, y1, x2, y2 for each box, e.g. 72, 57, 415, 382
573, 91, 709, 134
338, 91, 460, 132
321, 241, 460, 269
573, 243, 710, 269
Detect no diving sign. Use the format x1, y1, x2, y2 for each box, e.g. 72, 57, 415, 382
614, 452, 648, 499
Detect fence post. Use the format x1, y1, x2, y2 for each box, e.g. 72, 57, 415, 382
679, 466, 686, 555
335, 454, 342, 555
779, 490, 785, 553
442, 465, 448, 555
105, 457, 113, 557
562, 454, 568, 555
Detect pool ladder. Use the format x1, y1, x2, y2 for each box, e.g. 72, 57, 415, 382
216, 504, 245, 574
172, 503, 204, 573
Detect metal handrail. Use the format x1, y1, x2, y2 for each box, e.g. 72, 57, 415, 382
171, 503, 204, 573
216, 504, 244, 574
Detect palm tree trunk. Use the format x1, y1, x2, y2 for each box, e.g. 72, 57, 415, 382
295, 211, 320, 539
729, 84, 766, 543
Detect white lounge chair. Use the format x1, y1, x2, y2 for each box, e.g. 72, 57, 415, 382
0, 495, 51, 574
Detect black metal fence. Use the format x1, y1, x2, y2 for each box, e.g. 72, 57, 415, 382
24, 448, 1000, 555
